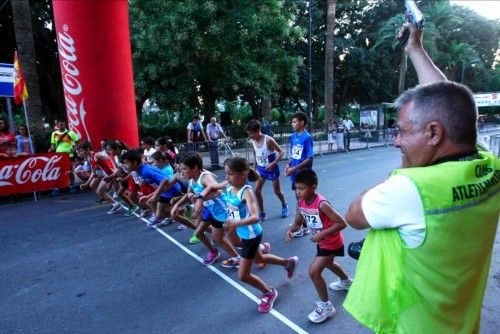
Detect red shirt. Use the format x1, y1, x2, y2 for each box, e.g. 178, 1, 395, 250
298, 194, 344, 250
0, 131, 16, 154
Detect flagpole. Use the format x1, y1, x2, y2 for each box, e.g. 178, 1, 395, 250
22, 100, 37, 203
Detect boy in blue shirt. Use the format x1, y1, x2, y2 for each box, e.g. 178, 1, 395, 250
285, 112, 314, 237
121, 149, 181, 227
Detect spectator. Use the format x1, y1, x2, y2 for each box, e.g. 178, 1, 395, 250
206, 117, 227, 169
343, 23, 500, 333
49, 120, 79, 196
15, 124, 35, 155
327, 119, 336, 151
0, 118, 16, 156
335, 117, 345, 152
186, 115, 207, 152
342, 114, 355, 151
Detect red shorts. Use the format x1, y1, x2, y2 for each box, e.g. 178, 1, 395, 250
139, 184, 155, 196
127, 178, 138, 192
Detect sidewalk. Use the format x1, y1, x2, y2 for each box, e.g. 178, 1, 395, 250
200, 124, 500, 169
200, 133, 394, 169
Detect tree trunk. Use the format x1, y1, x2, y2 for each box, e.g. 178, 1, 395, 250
199, 83, 216, 121
261, 97, 272, 120
324, 0, 337, 126
398, 50, 407, 95
11, 0, 44, 133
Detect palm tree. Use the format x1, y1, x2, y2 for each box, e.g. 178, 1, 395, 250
10, 0, 44, 133
324, 0, 337, 125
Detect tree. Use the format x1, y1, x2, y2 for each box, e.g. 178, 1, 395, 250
10, 0, 44, 132
130, 0, 301, 121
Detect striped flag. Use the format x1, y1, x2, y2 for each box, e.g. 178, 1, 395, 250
13, 50, 29, 105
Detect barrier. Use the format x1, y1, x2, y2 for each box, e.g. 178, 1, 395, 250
0, 153, 70, 196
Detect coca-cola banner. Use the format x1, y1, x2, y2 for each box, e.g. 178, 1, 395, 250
0, 153, 70, 195
52, 0, 139, 147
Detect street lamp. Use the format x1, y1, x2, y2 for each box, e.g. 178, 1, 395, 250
307, 0, 313, 126
460, 59, 479, 84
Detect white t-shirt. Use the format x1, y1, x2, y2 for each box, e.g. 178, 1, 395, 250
144, 147, 157, 162
361, 175, 425, 248
342, 119, 355, 132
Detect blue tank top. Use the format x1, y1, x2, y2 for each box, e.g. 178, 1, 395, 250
189, 171, 228, 222
225, 185, 262, 239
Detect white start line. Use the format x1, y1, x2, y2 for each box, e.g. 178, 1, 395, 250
124, 205, 308, 334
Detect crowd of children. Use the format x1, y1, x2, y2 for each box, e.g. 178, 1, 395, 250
71, 112, 352, 323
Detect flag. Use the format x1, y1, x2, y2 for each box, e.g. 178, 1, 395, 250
13, 50, 29, 105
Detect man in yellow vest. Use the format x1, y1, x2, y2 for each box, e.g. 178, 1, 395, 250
343, 23, 499, 333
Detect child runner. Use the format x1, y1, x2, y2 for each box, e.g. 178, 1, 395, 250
141, 137, 157, 163
121, 149, 181, 226
285, 111, 314, 238
219, 157, 298, 313
285, 169, 352, 323
179, 152, 239, 266
245, 120, 288, 220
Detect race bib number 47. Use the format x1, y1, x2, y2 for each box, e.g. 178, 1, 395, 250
291, 144, 304, 160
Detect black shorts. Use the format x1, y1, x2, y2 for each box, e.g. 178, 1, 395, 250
158, 196, 173, 204
207, 217, 224, 229
241, 234, 263, 259
316, 244, 345, 257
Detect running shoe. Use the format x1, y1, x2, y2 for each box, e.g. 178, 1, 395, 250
188, 233, 201, 245
291, 226, 310, 238
177, 224, 188, 231
329, 278, 353, 291
147, 217, 161, 228
203, 248, 220, 265
221, 257, 240, 269
259, 213, 267, 221
50, 188, 60, 197
107, 202, 122, 214
281, 204, 289, 218
124, 205, 137, 217
308, 301, 336, 323
258, 288, 278, 313
285, 256, 299, 279
258, 242, 271, 269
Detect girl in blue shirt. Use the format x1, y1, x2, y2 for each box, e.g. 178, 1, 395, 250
204, 157, 298, 313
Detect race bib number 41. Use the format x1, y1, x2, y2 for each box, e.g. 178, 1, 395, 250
227, 204, 241, 220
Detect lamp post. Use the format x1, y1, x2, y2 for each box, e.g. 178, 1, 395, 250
460, 59, 479, 84
307, 0, 313, 127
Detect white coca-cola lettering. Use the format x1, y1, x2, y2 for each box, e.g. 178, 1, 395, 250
0, 165, 14, 186
57, 24, 91, 141
15, 156, 62, 185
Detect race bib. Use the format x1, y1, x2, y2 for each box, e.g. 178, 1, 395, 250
131, 171, 144, 185
300, 209, 323, 235
291, 144, 304, 160
256, 155, 268, 167
227, 204, 241, 220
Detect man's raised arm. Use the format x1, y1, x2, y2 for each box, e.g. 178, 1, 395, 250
396, 23, 447, 85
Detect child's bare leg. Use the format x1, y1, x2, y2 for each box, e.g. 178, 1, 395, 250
195, 221, 214, 251
309, 256, 333, 302
212, 227, 238, 258
238, 258, 271, 293
325, 259, 349, 280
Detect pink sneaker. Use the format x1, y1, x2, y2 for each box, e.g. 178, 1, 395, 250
258, 288, 278, 313
203, 248, 219, 265
285, 256, 299, 279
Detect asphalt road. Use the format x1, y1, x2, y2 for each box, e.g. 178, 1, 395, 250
1, 146, 498, 334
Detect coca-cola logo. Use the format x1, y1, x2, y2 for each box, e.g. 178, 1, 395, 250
0, 155, 62, 187
57, 24, 90, 141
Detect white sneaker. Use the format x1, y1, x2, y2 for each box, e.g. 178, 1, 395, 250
291, 226, 310, 238
329, 278, 353, 291
107, 202, 122, 214
177, 223, 188, 231
308, 301, 336, 323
